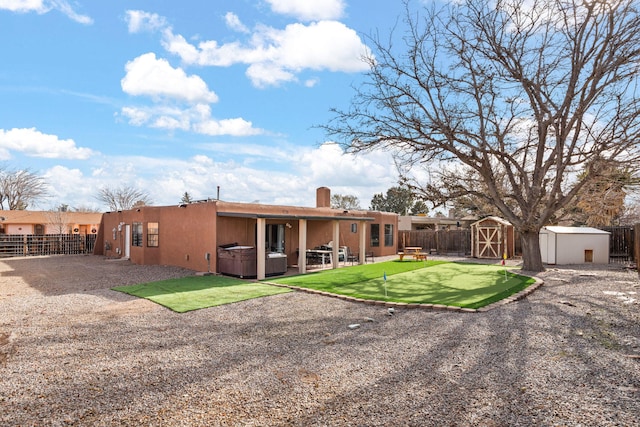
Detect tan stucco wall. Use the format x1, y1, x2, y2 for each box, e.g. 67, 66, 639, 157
96, 200, 399, 273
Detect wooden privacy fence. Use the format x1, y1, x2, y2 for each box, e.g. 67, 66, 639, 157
401, 226, 634, 263
0, 234, 97, 258
399, 229, 472, 256
601, 226, 635, 264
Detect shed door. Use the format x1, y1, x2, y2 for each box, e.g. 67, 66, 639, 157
477, 226, 501, 258
539, 233, 549, 263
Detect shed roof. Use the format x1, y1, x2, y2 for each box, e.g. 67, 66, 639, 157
542, 226, 610, 235
471, 216, 512, 226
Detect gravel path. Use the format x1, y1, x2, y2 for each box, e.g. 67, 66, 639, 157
1, 255, 639, 426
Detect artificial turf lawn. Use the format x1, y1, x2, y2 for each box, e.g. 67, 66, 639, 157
268, 260, 535, 309
112, 275, 292, 313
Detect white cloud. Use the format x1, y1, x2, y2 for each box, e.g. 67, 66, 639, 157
120, 104, 264, 137
43, 166, 92, 208
0, 0, 46, 13
224, 11, 249, 33
0, 128, 96, 159
125, 10, 167, 33
194, 117, 263, 137
0, 0, 92, 24
121, 52, 219, 104
246, 62, 296, 87
162, 20, 371, 87
299, 142, 394, 188
127, 8, 371, 88
38, 142, 397, 210
120, 53, 264, 136
265, 0, 345, 21
54, 0, 92, 24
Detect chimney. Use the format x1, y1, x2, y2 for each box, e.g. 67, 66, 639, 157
316, 187, 331, 208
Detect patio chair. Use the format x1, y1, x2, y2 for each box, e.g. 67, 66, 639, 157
346, 247, 359, 265
365, 251, 375, 263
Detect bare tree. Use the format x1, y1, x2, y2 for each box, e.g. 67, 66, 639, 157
324, 0, 640, 271
331, 194, 361, 210
0, 168, 49, 210
571, 166, 637, 226
73, 205, 102, 213
45, 209, 72, 234
96, 185, 152, 211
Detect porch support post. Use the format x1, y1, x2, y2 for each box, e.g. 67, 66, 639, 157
359, 220, 367, 265
298, 219, 307, 274
332, 220, 340, 269
256, 217, 266, 280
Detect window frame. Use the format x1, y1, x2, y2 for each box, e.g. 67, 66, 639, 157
147, 222, 159, 247
384, 224, 394, 247
370, 224, 380, 247
132, 222, 143, 247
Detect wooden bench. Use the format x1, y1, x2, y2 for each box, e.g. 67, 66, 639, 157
398, 251, 428, 261
414, 252, 428, 261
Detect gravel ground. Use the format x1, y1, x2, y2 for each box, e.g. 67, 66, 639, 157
1, 254, 639, 426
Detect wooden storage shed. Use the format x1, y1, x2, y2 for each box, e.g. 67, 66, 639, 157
539, 226, 610, 265
471, 216, 515, 259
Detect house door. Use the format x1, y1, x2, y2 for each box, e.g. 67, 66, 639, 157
124, 224, 131, 259
477, 226, 501, 258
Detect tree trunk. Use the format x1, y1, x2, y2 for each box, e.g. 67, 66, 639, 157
520, 229, 545, 272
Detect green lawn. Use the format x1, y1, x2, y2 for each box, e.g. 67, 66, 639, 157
112, 260, 535, 312
268, 260, 535, 309
112, 275, 292, 313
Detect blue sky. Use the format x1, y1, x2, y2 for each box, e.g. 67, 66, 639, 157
0, 0, 410, 211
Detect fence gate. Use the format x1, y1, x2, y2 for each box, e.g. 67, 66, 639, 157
602, 226, 635, 264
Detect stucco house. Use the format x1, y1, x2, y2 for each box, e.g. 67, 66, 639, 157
94, 187, 399, 279
0, 210, 102, 235
539, 226, 610, 265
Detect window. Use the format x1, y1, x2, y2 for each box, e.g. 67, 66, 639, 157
132, 222, 143, 247
370, 224, 380, 247
351, 223, 357, 233
384, 224, 394, 247
147, 222, 159, 247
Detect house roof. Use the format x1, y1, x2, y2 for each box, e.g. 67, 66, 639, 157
0, 210, 102, 225
543, 226, 610, 235
217, 212, 375, 221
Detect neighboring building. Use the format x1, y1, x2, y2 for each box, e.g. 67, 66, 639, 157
0, 210, 102, 236
94, 187, 399, 279
540, 226, 610, 265
399, 213, 477, 231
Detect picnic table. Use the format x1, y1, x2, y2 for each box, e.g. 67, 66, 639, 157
398, 247, 428, 261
